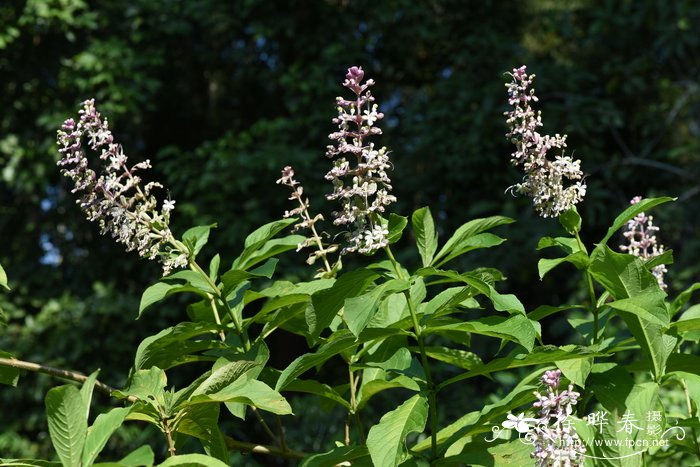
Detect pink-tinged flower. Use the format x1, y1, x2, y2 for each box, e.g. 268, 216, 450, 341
620, 196, 667, 289
505, 66, 586, 218
57, 99, 187, 275
325, 66, 396, 255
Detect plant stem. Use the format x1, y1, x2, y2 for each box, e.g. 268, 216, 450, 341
347, 365, 366, 443
384, 246, 438, 460
0, 356, 137, 403
574, 231, 599, 343
682, 378, 700, 458
224, 435, 306, 459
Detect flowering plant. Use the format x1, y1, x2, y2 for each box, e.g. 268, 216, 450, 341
0, 66, 697, 467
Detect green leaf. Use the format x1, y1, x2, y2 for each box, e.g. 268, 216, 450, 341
117, 445, 154, 467
344, 279, 410, 336
422, 346, 483, 370
190, 360, 258, 397
283, 378, 351, 409
0, 461, 61, 466
671, 317, 700, 335
165, 270, 215, 294
670, 282, 700, 317
425, 314, 537, 351
537, 251, 590, 279
366, 394, 428, 467
437, 438, 533, 466
231, 218, 298, 270
114, 367, 167, 402
0, 262, 9, 291
555, 357, 592, 387
412, 207, 438, 267
138, 282, 208, 318
157, 454, 230, 467
79, 370, 100, 420
134, 322, 225, 371
82, 407, 131, 466
45, 385, 87, 467
220, 258, 277, 297
174, 404, 228, 461
0, 351, 20, 386
558, 207, 582, 234
190, 378, 292, 415
308, 269, 380, 338
182, 224, 215, 257
598, 197, 674, 248
536, 236, 579, 254
386, 213, 408, 244
433, 216, 514, 267
439, 345, 604, 389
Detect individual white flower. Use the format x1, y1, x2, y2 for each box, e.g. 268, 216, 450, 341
503, 412, 538, 434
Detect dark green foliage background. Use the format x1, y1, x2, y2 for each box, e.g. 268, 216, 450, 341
1, 0, 699, 459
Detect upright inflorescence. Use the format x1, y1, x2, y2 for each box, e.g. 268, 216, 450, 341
325, 66, 396, 254
531, 369, 586, 466
277, 166, 339, 277
57, 99, 187, 275
505, 66, 586, 218
620, 196, 667, 289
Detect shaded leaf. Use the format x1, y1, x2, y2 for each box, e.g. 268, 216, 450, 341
45, 385, 87, 467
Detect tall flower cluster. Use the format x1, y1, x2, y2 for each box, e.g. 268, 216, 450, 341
530, 369, 586, 466
325, 66, 396, 254
57, 99, 187, 275
277, 166, 339, 277
505, 66, 586, 218
620, 196, 667, 289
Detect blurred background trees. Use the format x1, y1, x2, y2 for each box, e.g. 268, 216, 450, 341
1, 0, 699, 460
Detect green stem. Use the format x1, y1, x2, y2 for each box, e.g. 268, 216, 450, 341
347, 365, 366, 444
682, 378, 700, 458
384, 246, 438, 460
574, 231, 599, 344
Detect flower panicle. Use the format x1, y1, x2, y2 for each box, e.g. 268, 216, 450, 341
620, 196, 667, 289
277, 166, 340, 278
505, 66, 586, 218
57, 99, 187, 275
325, 66, 396, 255
530, 369, 586, 466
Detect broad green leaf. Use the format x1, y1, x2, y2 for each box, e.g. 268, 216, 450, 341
300, 446, 370, 467
386, 213, 408, 244
138, 282, 207, 318
433, 216, 514, 266
134, 322, 225, 371
435, 233, 507, 267
182, 224, 215, 257
82, 407, 131, 466
558, 207, 582, 234
79, 370, 100, 420
366, 394, 428, 467
164, 270, 215, 294
666, 353, 700, 376
113, 367, 167, 402
237, 235, 305, 272
283, 378, 351, 409
421, 287, 474, 317
555, 357, 592, 387
537, 251, 589, 279
425, 314, 537, 351
527, 304, 586, 321
422, 346, 483, 370
190, 360, 258, 397
439, 345, 604, 389
231, 218, 297, 270
191, 378, 292, 415
344, 279, 409, 336
0, 262, 9, 290
174, 404, 228, 461
412, 206, 438, 267
536, 236, 579, 254
308, 269, 380, 339
0, 351, 20, 386
437, 438, 533, 466
671, 317, 700, 335
45, 385, 87, 467
117, 445, 154, 467
208, 254, 220, 280
597, 197, 674, 248
356, 376, 420, 410
157, 454, 230, 467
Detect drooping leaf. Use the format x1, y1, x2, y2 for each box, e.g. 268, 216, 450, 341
117, 445, 155, 467
597, 197, 674, 248
82, 407, 131, 466
308, 269, 380, 338
190, 360, 258, 397
113, 367, 167, 402
537, 251, 590, 279
366, 394, 428, 467
134, 322, 225, 371
386, 213, 408, 244
425, 314, 537, 351
412, 207, 438, 267
157, 454, 230, 467
45, 385, 87, 467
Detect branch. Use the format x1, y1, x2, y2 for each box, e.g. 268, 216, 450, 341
0, 357, 137, 403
